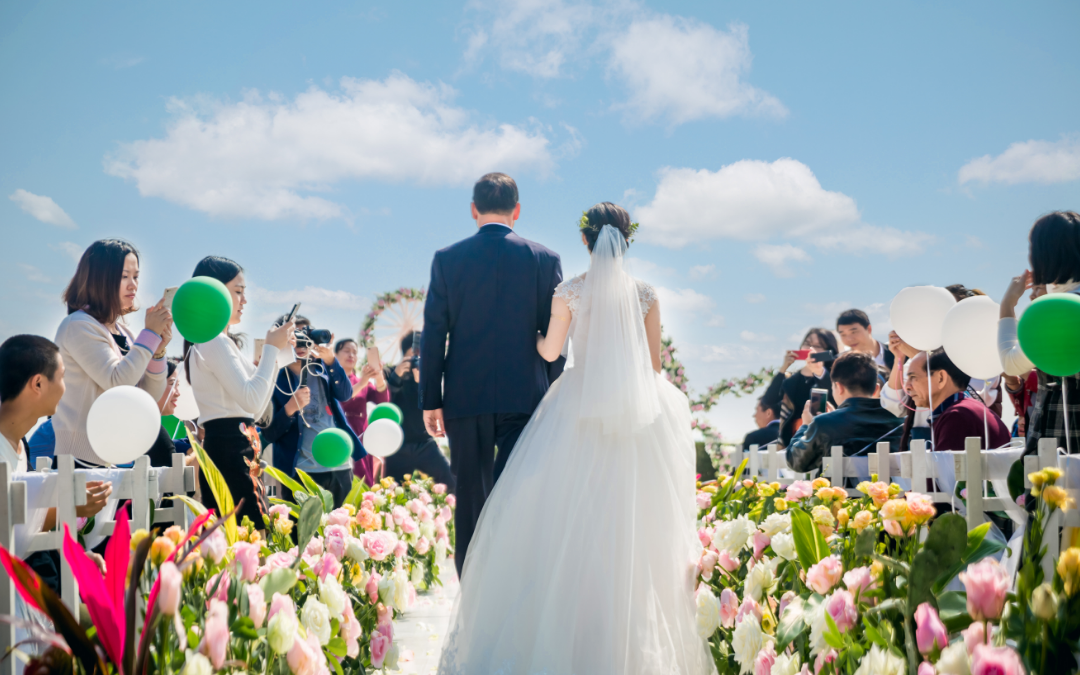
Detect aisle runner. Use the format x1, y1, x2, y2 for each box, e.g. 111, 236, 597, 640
390, 568, 459, 674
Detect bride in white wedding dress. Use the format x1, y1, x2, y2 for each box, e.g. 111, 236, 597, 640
438, 204, 716, 675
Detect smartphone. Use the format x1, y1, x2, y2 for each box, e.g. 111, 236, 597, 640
810, 350, 836, 363
366, 345, 383, 372
253, 338, 266, 364
161, 286, 179, 308
793, 349, 810, 360
810, 388, 829, 416
284, 303, 301, 324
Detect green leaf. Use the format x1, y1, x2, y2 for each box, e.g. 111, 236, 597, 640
328, 650, 345, 675
862, 617, 888, 648
910, 514, 968, 612
938, 591, 974, 633
260, 567, 299, 598
296, 469, 334, 512
931, 523, 1006, 596
265, 465, 306, 495
776, 596, 807, 650
231, 616, 260, 640
327, 637, 348, 657
1007, 458, 1026, 503
344, 477, 365, 509
191, 435, 238, 544
823, 610, 844, 650
790, 508, 828, 570
854, 527, 877, 560
163, 493, 208, 516
293, 497, 323, 569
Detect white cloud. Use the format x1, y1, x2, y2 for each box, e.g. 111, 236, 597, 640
609, 18, 785, 125
740, 330, 774, 342
9, 189, 76, 229
105, 73, 554, 220
248, 285, 369, 312
656, 286, 715, 314
753, 243, 811, 277
689, 264, 715, 279
680, 342, 762, 364
958, 135, 1080, 185
18, 264, 51, 284
745, 293, 766, 304
462, 0, 595, 78
49, 241, 83, 262
625, 257, 675, 278
965, 235, 986, 249
636, 159, 932, 256
706, 315, 725, 327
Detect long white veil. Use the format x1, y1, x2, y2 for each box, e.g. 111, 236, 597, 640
576, 224, 661, 435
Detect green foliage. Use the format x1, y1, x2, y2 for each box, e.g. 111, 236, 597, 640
930, 522, 1003, 596
790, 508, 830, 570
293, 498, 324, 569
776, 596, 806, 650
297, 469, 335, 512
909, 514, 967, 612
190, 436, 238, 544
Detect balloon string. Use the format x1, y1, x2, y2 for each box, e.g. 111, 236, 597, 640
927, 354, 935, 451
1064, 376, 1074, 456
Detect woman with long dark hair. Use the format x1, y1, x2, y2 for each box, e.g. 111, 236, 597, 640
777, 327, 840, 447
54, 239, 173, 465
184, 256, 294, 526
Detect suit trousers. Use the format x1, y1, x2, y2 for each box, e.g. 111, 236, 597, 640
444, 412, 532, 578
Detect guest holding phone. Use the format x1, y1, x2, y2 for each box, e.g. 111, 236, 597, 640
184, 256, 294, 527
54, 239, 173, 466
333, 338, 389, 485
776, 328, 838, 447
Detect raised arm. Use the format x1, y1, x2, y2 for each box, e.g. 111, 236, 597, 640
536, 295, 571, 362
644, 299, 662, 373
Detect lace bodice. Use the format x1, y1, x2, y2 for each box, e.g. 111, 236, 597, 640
553, 274, 657, 318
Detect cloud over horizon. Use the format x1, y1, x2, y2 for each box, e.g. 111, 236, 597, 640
959, 135, 1080, 185
9, 189, 77, 229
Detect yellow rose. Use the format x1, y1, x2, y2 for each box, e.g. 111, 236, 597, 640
852, 510, 873, 532
888, 483, 902, 496
870, 560, 883, 579
837, 509, 850, 528
130, 528, 150, 552
812, 477, 831, 490
757, 484, 776, 498
1043, 485, 1074, 511
236, 526, 250, 542
1044, 467, 1064, 482
275, 518, 295, 536
149, 537, 176, 567
761, 610, 777, 635
774, 498, 789, 512
163, 525, 185, 545
1058, 548, 1080, 597
1029, 471, 1047, 489
770, 482, 781, 491
342, 503, 357, 517
856, 481, 871, 495
183, 555, 204, 580
702, 485, 718, 494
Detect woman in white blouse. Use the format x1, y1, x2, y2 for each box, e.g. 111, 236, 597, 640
53, 239, 173, 466
184, 256, 293, 526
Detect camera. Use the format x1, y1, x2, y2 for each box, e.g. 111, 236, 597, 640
295, 326, 332, 347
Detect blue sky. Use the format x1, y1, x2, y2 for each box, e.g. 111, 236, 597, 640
2, 0, 1078, 437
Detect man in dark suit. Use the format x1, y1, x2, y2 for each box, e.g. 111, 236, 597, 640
420, 173, 563, 578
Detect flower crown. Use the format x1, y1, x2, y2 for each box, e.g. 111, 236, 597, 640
577, 212, 639, 244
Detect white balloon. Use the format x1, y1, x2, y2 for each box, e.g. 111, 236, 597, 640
364, 418, 404, 458
890, 286, 957, 351
942, 296, 1004, 379
87, 385, 162, 465
172, 364, 201, 422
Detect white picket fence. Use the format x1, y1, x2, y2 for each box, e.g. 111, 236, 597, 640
0, 453, 195, 675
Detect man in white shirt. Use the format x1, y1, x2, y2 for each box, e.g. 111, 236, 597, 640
836, 308, 895, 371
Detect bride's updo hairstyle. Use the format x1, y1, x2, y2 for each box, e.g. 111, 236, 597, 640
580, 202, 636, 252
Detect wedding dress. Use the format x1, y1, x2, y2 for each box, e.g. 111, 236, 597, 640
438, 226, 715, 675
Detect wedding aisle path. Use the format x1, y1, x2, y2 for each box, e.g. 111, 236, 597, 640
392, 569, 459, 674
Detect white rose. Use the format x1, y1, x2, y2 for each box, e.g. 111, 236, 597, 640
770, 532, 797, 561
770, 652, 801, 675
181, 651, 213, 675
320, 513, 330, 527
374, 493, 387, 507
695, 587, 720, 638
392, 568, 410, 611
936, 642, 971, 675
318, 576, 347, 621
745, 560, 776, 602
420, 521, 436, 540
435, 540, 448, 565
760, 513, 791, 537
806, 599, 828, 656
731, 615, 765, 674
394, 487, 405, 497
300, 597, 332, 646
385, 643, 400, 670
266, 610, 298, 654
712, 515, 756, 555
853, 644, 905, 675
411, 563, 425, 586
345, 537, 369, 563
378, 575, 396, 606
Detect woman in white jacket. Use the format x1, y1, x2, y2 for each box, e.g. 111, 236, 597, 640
53, 239, 173, 466
998, 211, 1080, 454
183, 256, 293, 527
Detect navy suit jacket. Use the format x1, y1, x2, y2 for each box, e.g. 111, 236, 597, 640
421, 225, 563, 420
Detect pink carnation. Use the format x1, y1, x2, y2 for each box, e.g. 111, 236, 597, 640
806, 555, 844, 595
363, 531, 395, 561
394, 540, 408, 558
205, 571, 230, 604
843, 566, 877, 600
323, 524, 349, 560
717, 549, 740, 573
754, 641, 777, 675
416, 537, 431, 555
327, 507, 352, 528
915, 602, 948, 655
735, 598, 761, 625
970, 644, 1025, 675
752, 532, 771, 560
719, 588, 739, 628
959, 559, 1009, 621
313, 552, 342, 581
433, 484, 446, 495
366, 572, 381, 604
825, 590, 858, 633
786, 480, 814, 500
305, 536, 323, 557
696, 493, 712, 511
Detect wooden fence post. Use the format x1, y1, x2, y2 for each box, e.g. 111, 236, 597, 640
965, 437, 984, 530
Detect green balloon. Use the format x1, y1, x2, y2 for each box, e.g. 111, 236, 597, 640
173, 277, 233, 344
1018, 293, 1080, 376
368, 402, 403, 425
161, 415, 187, 440
312, 428, 353, 468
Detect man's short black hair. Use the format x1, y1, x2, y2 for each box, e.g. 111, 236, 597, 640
166, 357, 180, 380
473, 173, 518, 215
401, 332, 416, 356
830, 351, 878, 397
758, 395, 780, 418
836, 309, 871, 330
928, 348, 971, 392
0, 335, 61, 403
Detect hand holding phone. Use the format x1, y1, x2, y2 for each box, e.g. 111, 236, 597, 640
160, 286, 179, 308
793, 349, 810, 360
284, 303, 301, 325
809, 388, 829, 416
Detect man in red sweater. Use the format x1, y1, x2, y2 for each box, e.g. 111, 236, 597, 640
905, 349, 1011, 451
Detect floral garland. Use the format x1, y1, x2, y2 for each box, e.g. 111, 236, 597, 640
359, 287, 427, 347
691, 366, 778, 412
691, 416, 736, 474
578, 212, 640, 244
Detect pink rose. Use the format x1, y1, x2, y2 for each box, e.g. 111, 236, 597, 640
962, 621, 986, 655
778, 591, 796, 620
970, 644, 1025, 675
268, 592, 295, 622
437, 506, 452, 524
806, 555, 844, 595
419, 506, 434, 523
200, 527, 227, 564
735, 598, 761, 625
959, 559, 1009, 621
786, 480, 813, 500
269, 504, 291, 519
752, 532, 771, 560
866, 482, 890, 507
906, 492, 937, 525
258, 551, 296, 579
814, 649, 837, 674
233, 541, 260, 583
287, 630, 321, 675
446, 494, 456, 508
313, 552, 342, 581
433, 484, 446, 495
400, 517, 419, 535
377, 602, 393, 626
825, 590, 858, 633
843, 566, 877, 600
305, 536, 324, 558
370, 631, 390, 669
341, 601, 362, 659
327, 507, 352, 528
205, 571, 230, 604
420, 492, 433, 505
157, 562, 182, 616
696, 493, 712, 511
323, 524, 349, 560
914, 603, 948, 655
377, 617, 393, 644
201, 599, 229, 669
394, 540, 408, 558
407, 499, 421, 515
392, 505, 408, 526
436, 523, 449, 541
754, 641, 777, 675
416, 537, 431, 555
698, 550, 719, 580
366, 572, 382, 604
363, 531, 394, 561
247, 583, 267, 629
362, 491, 376, 504
719, 588, 739, 628
717, 549, 740, 573
918, 662, 936, 675
698, 528, 713, 548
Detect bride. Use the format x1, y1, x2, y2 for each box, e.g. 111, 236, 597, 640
438, 203, 715, 675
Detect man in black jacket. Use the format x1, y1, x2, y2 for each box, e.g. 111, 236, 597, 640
786, 351, 903, 473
